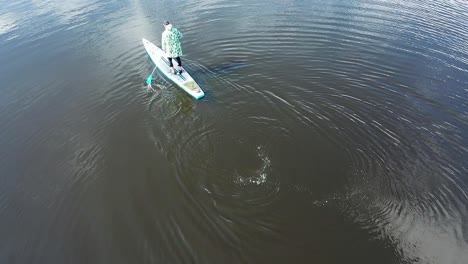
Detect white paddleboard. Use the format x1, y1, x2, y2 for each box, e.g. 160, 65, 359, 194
142, 38, 205, 99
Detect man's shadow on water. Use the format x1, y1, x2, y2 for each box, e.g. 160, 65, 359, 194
189, 60, 249, 97
191, 60, 248, 76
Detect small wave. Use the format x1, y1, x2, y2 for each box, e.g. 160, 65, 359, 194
233, 146, 271, 186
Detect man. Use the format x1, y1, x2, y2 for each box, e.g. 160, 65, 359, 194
162, 21, 184, 75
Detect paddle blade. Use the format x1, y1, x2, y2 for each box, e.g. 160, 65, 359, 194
146, 75, 153, 85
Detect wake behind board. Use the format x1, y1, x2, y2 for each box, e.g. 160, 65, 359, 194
142, 38, 204, 99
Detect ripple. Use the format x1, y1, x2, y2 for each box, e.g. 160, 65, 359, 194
165, 0, 468, 261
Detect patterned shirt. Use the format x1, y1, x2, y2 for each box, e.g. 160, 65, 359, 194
162, 28, 183, 58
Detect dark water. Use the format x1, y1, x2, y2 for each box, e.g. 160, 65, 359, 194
1, 0, 468, 263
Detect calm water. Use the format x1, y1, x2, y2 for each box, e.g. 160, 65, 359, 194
1, 0, 467, 263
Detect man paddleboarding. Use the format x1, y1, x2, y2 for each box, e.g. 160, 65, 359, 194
162, 21, 184, 75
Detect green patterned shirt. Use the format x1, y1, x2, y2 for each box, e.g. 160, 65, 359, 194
162, 28, 183, 58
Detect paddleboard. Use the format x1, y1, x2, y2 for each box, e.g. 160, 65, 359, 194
142, 38, 204, 99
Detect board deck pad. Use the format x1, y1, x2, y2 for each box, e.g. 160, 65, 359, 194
142, 38, 204, 99
183, 80, 201, 92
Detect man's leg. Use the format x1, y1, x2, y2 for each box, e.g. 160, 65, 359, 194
175, 57, 183, 73
168, 57, 176, 73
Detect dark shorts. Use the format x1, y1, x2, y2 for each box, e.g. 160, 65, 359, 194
168, 57, 181, 67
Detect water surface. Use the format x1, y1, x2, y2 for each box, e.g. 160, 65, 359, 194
1, 0, 467, 263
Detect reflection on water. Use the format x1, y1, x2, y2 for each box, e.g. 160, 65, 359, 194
1, 0, 467, 263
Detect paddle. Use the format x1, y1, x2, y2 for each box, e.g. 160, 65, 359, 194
146, 66, 157, 87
